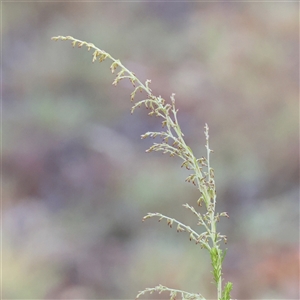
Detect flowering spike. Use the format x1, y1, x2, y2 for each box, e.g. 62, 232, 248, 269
52, 35, 233, 300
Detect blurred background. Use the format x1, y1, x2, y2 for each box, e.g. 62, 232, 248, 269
2, 2, 299, 299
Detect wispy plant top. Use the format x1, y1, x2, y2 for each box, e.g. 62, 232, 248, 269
52, 35, 233, 300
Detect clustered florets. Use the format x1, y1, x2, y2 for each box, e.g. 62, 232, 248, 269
52, 35, 233, 300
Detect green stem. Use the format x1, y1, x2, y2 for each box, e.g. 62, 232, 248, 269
52, 35, 231, 300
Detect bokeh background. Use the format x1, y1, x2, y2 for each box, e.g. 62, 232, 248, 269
2, 2, 299, 299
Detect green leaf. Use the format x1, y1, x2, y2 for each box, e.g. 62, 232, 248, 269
221, 282, 233, 300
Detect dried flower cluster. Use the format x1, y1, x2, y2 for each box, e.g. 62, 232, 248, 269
52, 35, 234, 300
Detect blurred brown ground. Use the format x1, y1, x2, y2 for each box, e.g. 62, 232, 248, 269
2, 2, 299, 299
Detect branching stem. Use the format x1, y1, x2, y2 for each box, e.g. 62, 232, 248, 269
52, 35, 233, 300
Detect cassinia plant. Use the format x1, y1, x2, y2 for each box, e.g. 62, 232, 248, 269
52, 35, 233, 300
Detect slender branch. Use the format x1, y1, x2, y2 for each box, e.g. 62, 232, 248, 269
52, 35, 233, 300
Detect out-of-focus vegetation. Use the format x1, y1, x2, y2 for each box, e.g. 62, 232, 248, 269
2, 2, 299, 299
